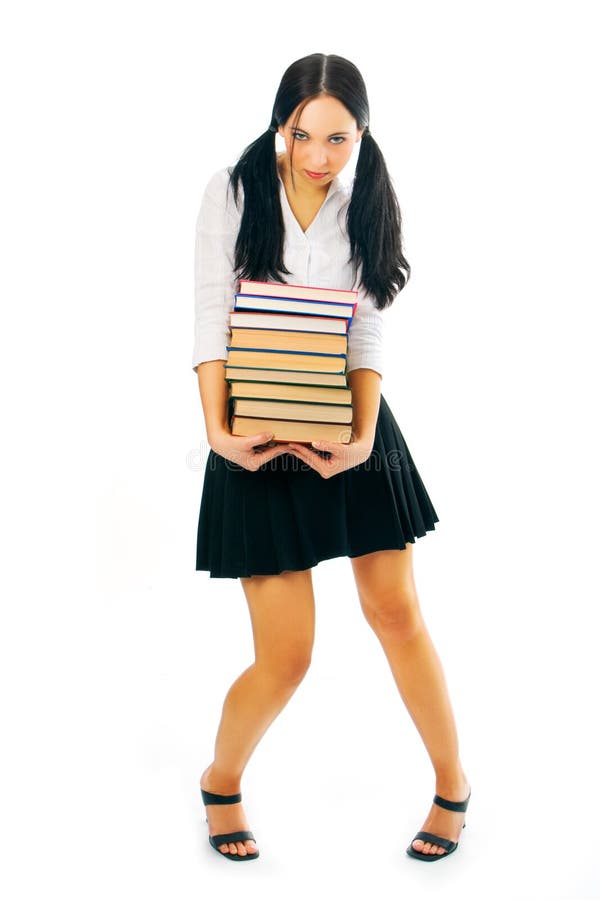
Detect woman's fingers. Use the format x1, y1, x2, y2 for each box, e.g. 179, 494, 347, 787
287, 443, 328, 476
246, 442, 290, 469
247, 431, 275, 450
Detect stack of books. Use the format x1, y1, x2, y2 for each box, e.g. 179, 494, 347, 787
225, 279, 358, 444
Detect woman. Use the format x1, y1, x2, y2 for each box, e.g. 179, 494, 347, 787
192, 53, 471, 862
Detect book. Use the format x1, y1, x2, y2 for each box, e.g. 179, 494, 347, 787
231, 416, 352, 444
239, 279, 357, 304
232, 398, 352, 424
224, 366, 349, 388
230, 310, 350, 334
228, 380, 352, 405
229, 327, 348, 355
226, 348, 347, 374
234, 293, 356, 320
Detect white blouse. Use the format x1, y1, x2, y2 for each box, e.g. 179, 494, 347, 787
192, 164, 385, 378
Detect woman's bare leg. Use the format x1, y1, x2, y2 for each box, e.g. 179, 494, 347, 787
351, 544, 470, 857
200, 567, 316, 857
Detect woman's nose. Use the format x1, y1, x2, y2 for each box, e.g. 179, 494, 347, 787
309, 149, 328, 167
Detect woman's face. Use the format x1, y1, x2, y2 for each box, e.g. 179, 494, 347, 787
277, 94, 364, 191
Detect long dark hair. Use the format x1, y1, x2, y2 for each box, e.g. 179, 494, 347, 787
228, 53, 410, 311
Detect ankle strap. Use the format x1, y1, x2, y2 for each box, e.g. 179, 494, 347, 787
201, 788, 242, 805
433, 791, 470, 812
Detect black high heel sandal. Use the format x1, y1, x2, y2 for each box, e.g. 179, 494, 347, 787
201, 787, 260, 861
406, 790, 471, 861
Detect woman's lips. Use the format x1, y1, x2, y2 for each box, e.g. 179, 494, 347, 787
305, 170, 328, 179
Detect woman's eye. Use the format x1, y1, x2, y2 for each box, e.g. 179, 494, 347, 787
291, 132, 345, 144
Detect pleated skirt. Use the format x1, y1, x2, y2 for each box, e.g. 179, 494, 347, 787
195, 393, 439, 579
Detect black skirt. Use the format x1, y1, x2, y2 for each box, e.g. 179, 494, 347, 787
195, 393, 439, 579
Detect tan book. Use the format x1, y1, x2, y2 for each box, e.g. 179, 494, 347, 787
231, 416, 353, 444
224, 366, 348, 388
226, 349, 346, 374
233, 398, 352, 424
230, 327, 347, 355
229, 381, 352, 405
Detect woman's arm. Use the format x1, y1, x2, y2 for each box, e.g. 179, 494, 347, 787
196, 360, 230, 445
346, 281, 384, 444
192, 168, 238, 441
191, 169, 239, 376
347, 367, 382, 445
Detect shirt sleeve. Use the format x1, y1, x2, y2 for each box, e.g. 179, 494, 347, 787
346, 280, 385, 378
191, 168, 242, 372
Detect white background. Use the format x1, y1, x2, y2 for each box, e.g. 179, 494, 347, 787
1, 1, 599, 897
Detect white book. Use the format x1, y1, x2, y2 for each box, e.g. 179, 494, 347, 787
234, 294, 355, 320
229, 311, 348, 334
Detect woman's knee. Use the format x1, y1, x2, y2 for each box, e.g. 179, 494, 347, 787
351, 548, 422, 636
242, 568, 315, 684
257, 643, 313, 685
360, 586, 422, 635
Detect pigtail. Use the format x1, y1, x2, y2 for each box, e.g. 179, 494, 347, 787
347, 131, 411, 311
228, 125, 292, 283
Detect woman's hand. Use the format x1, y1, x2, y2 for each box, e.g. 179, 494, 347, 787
209, 427, 291, 472
285, 433, 374, 479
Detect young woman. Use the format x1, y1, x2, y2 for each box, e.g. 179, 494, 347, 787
192, 53, 471, 863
